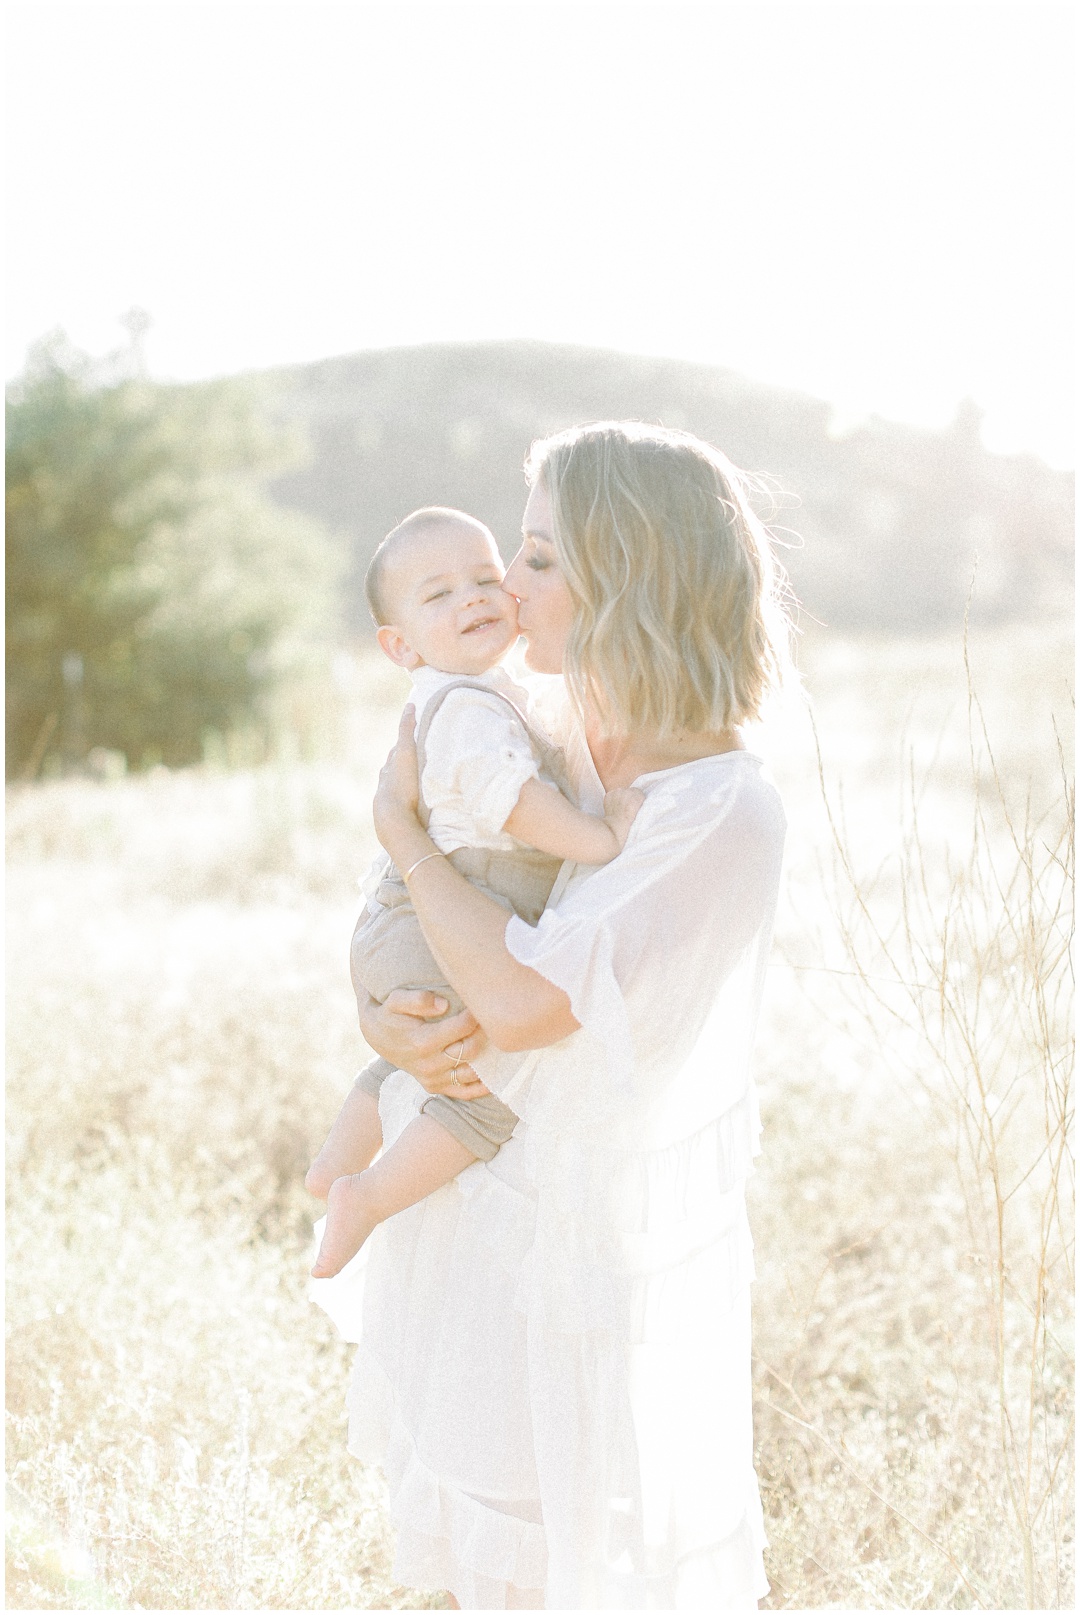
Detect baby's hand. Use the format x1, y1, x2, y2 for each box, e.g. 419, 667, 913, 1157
602, 787, 646, 852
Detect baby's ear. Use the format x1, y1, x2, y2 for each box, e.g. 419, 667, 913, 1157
376, 625, 422, 670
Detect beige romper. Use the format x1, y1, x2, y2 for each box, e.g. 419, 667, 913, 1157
350, 676, 570, 1161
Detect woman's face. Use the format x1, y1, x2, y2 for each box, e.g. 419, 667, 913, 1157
502, 478, 576, 675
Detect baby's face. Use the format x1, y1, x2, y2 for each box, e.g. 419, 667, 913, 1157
380, 523, 518, 675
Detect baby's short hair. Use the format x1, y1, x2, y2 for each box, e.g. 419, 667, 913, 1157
365, 507, 491, 626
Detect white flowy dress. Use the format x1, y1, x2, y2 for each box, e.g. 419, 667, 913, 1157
311, 720, 785, 1611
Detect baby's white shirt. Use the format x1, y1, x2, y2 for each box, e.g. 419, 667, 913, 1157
409, 664, 549, 856
358, 665, 566, 908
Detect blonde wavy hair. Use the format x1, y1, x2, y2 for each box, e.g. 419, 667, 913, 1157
525, 421, 794, 737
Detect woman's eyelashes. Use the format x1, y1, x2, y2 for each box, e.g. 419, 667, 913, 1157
525, 555, 551, 572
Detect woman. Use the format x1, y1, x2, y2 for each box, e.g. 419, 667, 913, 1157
332, 422, 789, 1609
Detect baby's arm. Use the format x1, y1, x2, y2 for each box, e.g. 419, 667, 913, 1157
502, 778, 644, 865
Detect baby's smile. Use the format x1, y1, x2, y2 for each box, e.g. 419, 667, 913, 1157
461, 607, 515, 637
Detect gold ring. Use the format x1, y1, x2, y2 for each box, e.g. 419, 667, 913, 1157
448, 1041, 464, 1087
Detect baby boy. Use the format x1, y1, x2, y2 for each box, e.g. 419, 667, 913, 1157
307, 507, 642, 1276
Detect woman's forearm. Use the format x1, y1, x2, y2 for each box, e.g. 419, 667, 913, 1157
372, 712, 577, 1052
400, 832, 579, 1052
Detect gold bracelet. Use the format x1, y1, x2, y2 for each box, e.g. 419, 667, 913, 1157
402, 850, 445, 882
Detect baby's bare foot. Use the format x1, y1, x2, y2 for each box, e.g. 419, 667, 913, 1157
311, 1173, 381, 1278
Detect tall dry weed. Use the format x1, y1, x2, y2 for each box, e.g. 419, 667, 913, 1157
756, 629, 1073, 1608
825, 648, 1072, 1607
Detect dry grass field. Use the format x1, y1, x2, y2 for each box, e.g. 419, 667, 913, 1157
6, 626, 1073, 1610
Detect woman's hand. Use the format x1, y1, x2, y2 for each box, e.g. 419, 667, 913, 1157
358, 988, 492, 1098
372, 706, 429, 865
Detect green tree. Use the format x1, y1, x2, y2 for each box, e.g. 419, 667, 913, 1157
6, 333, 340, 775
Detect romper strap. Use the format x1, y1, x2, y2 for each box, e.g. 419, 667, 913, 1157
413, 677, 571, 831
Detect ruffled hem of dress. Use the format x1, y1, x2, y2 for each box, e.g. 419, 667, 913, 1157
631, 1493, 771, 1611
347, 1342, 548, 1597
346, 1340, 769, 1610
388, 1505, 769, 1611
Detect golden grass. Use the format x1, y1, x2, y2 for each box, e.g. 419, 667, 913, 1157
753, 622, 1073, 1609
5, 627, 1073, 1609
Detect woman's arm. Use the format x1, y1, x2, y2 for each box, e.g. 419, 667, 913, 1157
375, 710, 581, 1054
399, 847, 579, 1052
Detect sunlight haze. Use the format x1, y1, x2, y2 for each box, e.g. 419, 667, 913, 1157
6, 1, 1074, 465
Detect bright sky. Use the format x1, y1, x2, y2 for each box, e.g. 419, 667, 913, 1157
6, 1, 1075, 466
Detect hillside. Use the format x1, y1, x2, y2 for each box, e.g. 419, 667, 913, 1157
262, 340, 1073, 636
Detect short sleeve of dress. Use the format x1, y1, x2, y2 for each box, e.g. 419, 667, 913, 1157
421, 689, 542, 842
505, 756, 786, 1105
